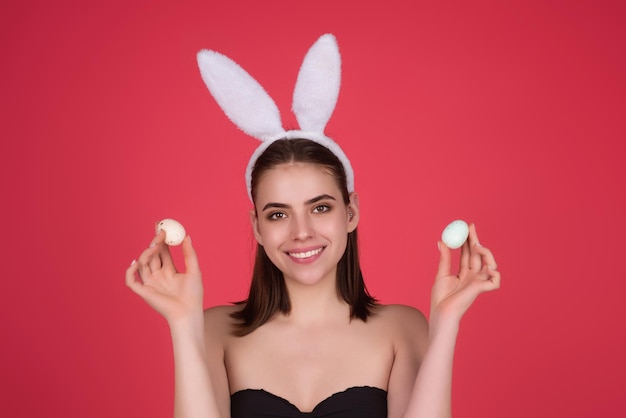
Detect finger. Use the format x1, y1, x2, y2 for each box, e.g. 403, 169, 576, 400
137, 254, 154, 282
181, 236, 201, 276
137, 239, 161, 281
468, 223, 482, 271
473, 243, 498, 271
158, 239, 176, 273
459, 239, 471, 273
436, 240, 452, 279
482, 267, 501, 291
148, 230, 166, 272
126, 260, 146, 294
148, 228, 166, 247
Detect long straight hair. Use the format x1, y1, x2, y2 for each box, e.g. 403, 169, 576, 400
230, 138, 377, 336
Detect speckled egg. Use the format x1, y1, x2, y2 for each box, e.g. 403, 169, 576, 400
441, 220, 469, 249
156, 218, 186, 246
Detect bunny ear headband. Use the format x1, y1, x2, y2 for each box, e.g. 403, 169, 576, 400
196, 34, 354, 201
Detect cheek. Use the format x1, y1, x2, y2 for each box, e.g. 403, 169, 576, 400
257, 222, 286, 245
320, 218, 349, 243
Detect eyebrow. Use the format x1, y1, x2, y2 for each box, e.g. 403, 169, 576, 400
262, 194, 336, 211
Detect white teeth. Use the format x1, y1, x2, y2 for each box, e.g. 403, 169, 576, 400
288, 247, 323, 259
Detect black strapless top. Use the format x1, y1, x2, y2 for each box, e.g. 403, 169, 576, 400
231, 386, 387, 417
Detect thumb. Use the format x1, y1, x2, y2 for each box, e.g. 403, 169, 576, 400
436, 241, 452, 279
181, 235, 201, 275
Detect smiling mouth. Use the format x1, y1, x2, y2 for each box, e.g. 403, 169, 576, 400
287, 247, 325, 259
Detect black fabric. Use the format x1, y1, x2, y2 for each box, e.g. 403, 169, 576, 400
231, 386, 387, 418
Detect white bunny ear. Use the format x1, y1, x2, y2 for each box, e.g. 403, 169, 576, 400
197, 50, 285, 141
292, 34, 341, 133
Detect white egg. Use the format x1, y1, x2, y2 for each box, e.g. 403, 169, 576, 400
156, 218, 186, 246
441, 220, 469, 249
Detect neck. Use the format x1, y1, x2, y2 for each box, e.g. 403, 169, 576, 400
281, 276, 350, 326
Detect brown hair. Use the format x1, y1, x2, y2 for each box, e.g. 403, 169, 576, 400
231, 138, 377, 336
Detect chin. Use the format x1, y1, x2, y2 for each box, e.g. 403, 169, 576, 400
283, 269, 335, 287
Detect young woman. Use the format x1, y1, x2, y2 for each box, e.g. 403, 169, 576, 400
126, 35, 500, 418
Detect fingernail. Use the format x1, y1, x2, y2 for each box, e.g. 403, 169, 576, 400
188, 235, 192, 244
149, 242, 157, 248
474, 241, 482, 247
437, 241, 441, 251
130, 259, 136, 266
488, 265, 497, 270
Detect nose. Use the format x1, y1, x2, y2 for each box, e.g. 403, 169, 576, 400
291, 212, 314, 241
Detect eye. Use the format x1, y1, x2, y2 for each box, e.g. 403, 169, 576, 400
268, 211, 286, 220
313, 204, 331, 213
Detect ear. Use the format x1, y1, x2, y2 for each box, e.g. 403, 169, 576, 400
347, 192, 360, 233
249, 208, 263, 245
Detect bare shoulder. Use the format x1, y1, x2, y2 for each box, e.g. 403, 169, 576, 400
372, 304, 429, 352
203, 305, 240, 341
204, 304, 239, 322
374, 304, 428, 332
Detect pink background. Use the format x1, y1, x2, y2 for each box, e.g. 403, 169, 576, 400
2, 0, 625, 417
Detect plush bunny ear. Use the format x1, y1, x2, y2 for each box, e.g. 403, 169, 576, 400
197, 49, 285, 141
292, 34, 341, 133
197, 34, 353, 202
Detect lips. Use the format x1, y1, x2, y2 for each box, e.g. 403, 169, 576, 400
287, 246, 325, 259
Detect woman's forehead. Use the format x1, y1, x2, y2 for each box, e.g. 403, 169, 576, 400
255, 163, 341, 204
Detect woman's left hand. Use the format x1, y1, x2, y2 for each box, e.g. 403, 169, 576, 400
430, 223, 501, 323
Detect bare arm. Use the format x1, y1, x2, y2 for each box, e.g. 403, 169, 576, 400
386, 306, 429, 418
170, 314, 223, 418
402, 315, 458, 418
403, 223, 501, 418
126, 231, 226, 418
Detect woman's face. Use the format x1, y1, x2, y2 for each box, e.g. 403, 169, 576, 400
251, 162, 359, 287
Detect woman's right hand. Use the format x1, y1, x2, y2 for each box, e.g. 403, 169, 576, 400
126, 230, 204, 323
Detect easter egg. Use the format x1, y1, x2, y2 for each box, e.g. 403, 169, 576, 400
441, 220, 469, 249
156, 218, 186, 246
